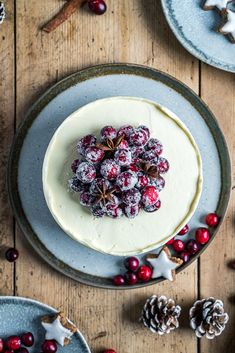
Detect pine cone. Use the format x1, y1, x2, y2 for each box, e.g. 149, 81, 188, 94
0, 2, 5, 24
140, 295, 181, 335
189, 297, 229, 339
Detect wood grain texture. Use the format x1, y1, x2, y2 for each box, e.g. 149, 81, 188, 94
0, 0, 14, 295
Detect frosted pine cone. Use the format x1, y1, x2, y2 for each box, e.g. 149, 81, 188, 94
189, 297, 229, 339
0, 2, 5, 24
140, 295, 181, 335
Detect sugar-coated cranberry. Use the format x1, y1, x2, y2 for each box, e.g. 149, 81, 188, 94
124, 203, 140, 218
124, 271, 138, 285
116, 171, 138, 191
137, 265, 152, 282
124, 256, 139, 271
103, 350, 116, 353
77, 134, 96, 156
100, 159, 120, 180
0, 339, 3, 353
113, 274, 125, 286
41, 340, 57, 353
142, 150, 158, 161
157, 157, 169, 174
136, 172, 149, 189
166, 237, 175, 245
5, 248, 19, 262
105, 195, 120, 211
143, 199, 161, 213
114, 149, 132, 167
71, 159, 81, 173
90, 204, 106, 218
129, 128, 148, 146
154, 176, 165, 192
76, 162, 96, 183
21, 332, 34, 347
85, 146, 105, 163
180, 251, 190, 263
117, 125, 134, 139
186, 239, 200, 255
88, 0, 107, 15
172, 239, 185, 252
205, 213, 219, 227
107, 207, 123, 219
17, 349, 29, 353
138, 125, 150, 140
178, 224, 189, 235
195, 227, 210, 245
129, 163, 141, 173
68, 177, 87, 193
100, 125, 117, 141
122, 188, 141, 206
146, 138, 163, 155
89, 178, 111, 194
130, 146, 145, 158
141, 186, 158, 207
80, 191, 94, 207
5, 336, 21, 350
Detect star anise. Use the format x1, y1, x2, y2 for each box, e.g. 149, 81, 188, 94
139, 160, 159, 180
93, 183, 116, 206
96, 134, 125, 153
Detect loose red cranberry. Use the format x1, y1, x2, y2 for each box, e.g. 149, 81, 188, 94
5, 248, 19, 262
88, 0, 107, 15
5, 336, 21, 351
186, 239, 199, 255
0, 339, 3, 353
17, 349, 29, 353
172, 239, 185, 252
205, 213, 219, 227
195, 227, 210, 245
166, 237, 175, 245
180, 251, 190, 263
124, 257, 139, 271
228, 260, 235, 269
124, 271, 138, 285
21, 332, 34, 347
103, 350, 116, 353
137, 265, 152, 282
178, 224, 189, 235
113, 275, 125, 286
41, 340, 57, 353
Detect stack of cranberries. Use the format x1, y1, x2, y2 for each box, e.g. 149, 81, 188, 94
113, 257, 152, 286
0, 333, 57, 353
69, 125, 169, 219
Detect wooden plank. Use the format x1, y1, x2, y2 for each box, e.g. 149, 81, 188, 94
0, 0, 15, 295
200, 65, 235, 353
15, 1, 199, 352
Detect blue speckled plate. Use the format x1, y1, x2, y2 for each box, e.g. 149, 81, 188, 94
161, 0, 235, 72
0, 296, 91, 353
8, 64, 231, 289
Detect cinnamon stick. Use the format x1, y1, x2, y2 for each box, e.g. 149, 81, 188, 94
42, 0, 85, 33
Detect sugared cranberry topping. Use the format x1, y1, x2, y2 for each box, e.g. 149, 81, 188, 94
138, 125, 150, 140
41, 340, 57, 353
88, 0, 107, 15
5, 336, 21, 351
141, 150, 158, 161
76, 162, 96, 183
178, 224, 189, 235
77, 134, 96, 156
129, 128, 148, 146
172, 239, 185, 252
17, 349, 29, 353
21, 332, 34, 347
100, 125, 117, 141
122, 188, 141, 206
113, 274, 125, 286
124, 256, 139, 271
143, 199, 161, 213
89, 177, 111, 194
205, 213, 219, 227
90, 204, 106, 218
129, 163, 141, 173
124, 203, 140, 218
68, 177, 87, 193
80, 191, 94, 207
180, 251, 190, 263
124, 271, 138, 285
117, 139, 129, 150
146, 138, 163, 155
100, 159, 120, 180
130, 146, 145, 158
136, 172, 149, 189
157, 157, 169, 174
166, 237, 175, 245
5, 248, 19, 262
116, 171, 137, 191
4, 350, 14, 353
0, 339, 3, 353
137, 265, 152, 282
71, 159, 81, 173
107, 207, 123, 219
186, 239, 200, 255
195, 227, 210, 245
85, 146, 104, 163
154, 176, 165, 192
141, 186, 158, 207
117, 125, 134, 139
114, 149, 132, 167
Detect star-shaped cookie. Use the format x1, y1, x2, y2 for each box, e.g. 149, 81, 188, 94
219, 9, 235, 42
146, 246, 183, 282
41, 312, 77, 346
203, 0, 233, 11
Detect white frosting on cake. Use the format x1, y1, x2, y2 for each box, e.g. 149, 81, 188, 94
42, 97, 202, 256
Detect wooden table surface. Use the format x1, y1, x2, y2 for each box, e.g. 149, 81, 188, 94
1, 1, 235, 353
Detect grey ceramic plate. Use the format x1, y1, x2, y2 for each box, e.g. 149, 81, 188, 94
8, 64, 231, 289
0, 296, 90, 353
161, 0, 235, 72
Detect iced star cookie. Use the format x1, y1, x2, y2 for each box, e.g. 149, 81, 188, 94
41, 312, 77, 346
219, 8, 235, 42
146, 246, 183, 282
203, 0, 233, 11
